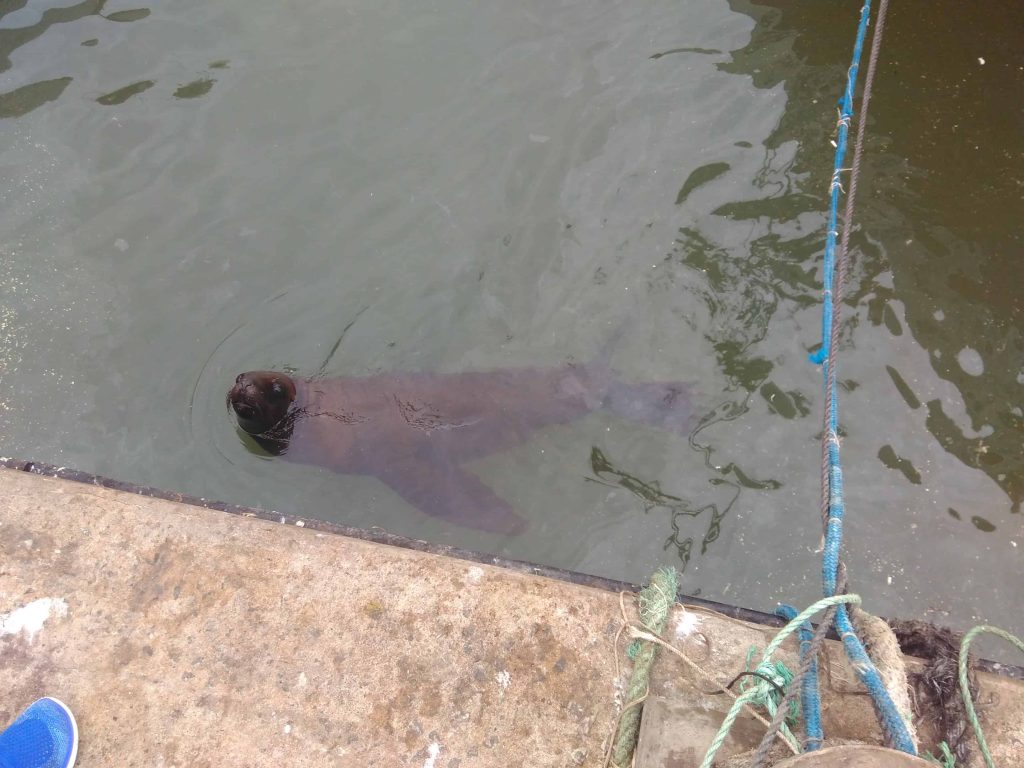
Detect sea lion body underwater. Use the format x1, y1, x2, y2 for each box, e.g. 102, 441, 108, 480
228, 359, 694, 534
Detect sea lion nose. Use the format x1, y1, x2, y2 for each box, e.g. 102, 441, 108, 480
233, 402, 255, 419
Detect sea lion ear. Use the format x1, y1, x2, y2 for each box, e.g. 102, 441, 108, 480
263, 375, 296, 407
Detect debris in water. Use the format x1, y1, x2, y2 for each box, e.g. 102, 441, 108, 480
889, 619, 978, 764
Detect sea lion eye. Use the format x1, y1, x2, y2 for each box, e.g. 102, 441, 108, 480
269, 380, 284, 399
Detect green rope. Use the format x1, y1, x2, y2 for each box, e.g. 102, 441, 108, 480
731, 646, 801, 751
698, 594, 862, 768
923, 741, 957, 768
739, 646, 800, 723
959, 624, 1024, 768
611, 566, 679, 767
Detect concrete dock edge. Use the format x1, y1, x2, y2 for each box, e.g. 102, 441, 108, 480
1, 468, 1021, 766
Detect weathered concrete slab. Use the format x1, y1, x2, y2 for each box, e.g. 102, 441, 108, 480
0, 468, 1021, 767
0, 469, 621, 766
634, 694, 767, 767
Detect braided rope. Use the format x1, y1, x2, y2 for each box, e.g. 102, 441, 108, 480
810, 0, 915, 754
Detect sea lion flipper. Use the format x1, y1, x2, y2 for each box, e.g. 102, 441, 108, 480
377, 455, 527, 535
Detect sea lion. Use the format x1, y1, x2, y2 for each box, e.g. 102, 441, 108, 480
227, 361, 693, 534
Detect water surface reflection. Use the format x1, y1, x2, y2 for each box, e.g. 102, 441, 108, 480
0, 0, 1019, 638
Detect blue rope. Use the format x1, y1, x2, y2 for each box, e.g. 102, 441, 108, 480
808, 0, 917, 756
834, 604, 917, 751
809, 0, 873, 368
776, 605, 822, 750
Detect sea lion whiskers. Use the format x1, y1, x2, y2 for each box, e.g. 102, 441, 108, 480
251, 405, 364, 441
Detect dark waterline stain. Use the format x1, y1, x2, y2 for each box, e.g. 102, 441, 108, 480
96, 79, 155, 105
882, 303, 903, 336
81, 38, 99, 46
587, 446, 744, 570
589, 446, 686, 512
104, 8, 150, 22
0, 77, 72, 119
650, 46, 722, 60
759, 381, 810, 420
0, 0, 108, 75
209, 59, 230, 69
676, 162, 730, 205
970, 515, 996, 533
885, 365, 921, 410
924, 399, 1016, 509
174, 78, 215, 99
712, 193, 818, 223
877, 444, 922, 485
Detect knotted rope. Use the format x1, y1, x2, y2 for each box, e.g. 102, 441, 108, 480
608, 567, 678, 767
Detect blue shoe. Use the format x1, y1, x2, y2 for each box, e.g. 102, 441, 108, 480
0, 698, 78, 768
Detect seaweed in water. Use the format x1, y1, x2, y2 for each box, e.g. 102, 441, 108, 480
888, 619, 980, 765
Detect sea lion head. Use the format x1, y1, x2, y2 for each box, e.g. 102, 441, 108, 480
227, 371, 298, 453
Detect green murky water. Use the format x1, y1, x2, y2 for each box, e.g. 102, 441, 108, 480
1, 0, 1021, 637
